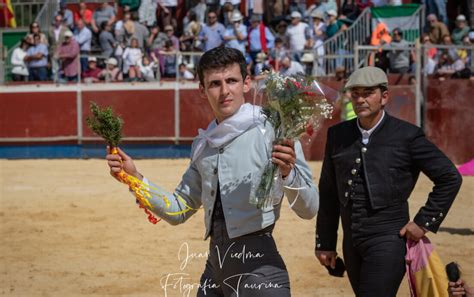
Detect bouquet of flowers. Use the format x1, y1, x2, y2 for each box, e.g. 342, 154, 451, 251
250, 72, 333, 208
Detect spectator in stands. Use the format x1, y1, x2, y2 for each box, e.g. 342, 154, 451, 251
387, 28, 413, 74
138, 0, 158, 27
279, 55, 305, 76
451, 15, 470, 45
133, 13, 150, 49
24, 34, 49, 81
74, 19, 92, 74
139, 54, 159, 81
310, 10, 326, 70
158, 0, 178, 29
220, 1, 234, 27
99, 58, 123, 82
326, 9, 345, 38
274, 20, 288, 42
82, 56, 102, 82
29, 22, 48, 46
369, 22, 391, 70
192, 0, 207, 23
122, 37, 143, 81
74, 1, 93, 26
207, 0, 220, 14
248, 14, 275, 63
114, 5, 130, 39
164, 25, 180, 50
117, 11, 133, 45
55, 30, 80, 82
10, 39, 29, 82
48, 15, 68, 55
223, 10, 247, 55
91, 2, 116, 34
286, 11, 312, 62
307, 0, 337, 21
180, 11, 202, 52
199, 11, 225, 51
300, 52, 315, 76
435, 52, 467, 79
178, 63, 195, 80
158, 40, 177, 78
99, 21, 117, 58
424, 0, 447, 26
288, 0, 306, 17
427, 13, 449, 44
341, 0, 360, 21
59, 1, 74, 29
254, 52, 270, 75
421, 33, 437, 75
270, 37, 289, 71
147, 25, 168, 54
221, 0, 241, 10
119, 0, 140, 11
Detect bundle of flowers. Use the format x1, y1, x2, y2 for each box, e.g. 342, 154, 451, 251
251, 72, 333, 208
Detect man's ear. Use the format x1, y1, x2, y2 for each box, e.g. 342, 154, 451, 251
381, 90, 389, 107
243, 75, 251, 93
198, 83, 207, 99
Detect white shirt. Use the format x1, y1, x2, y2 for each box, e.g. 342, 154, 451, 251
280, 61, 305, 76
357, 110, 385, 144
11, 47, 28, 76
286, 22, 310, 51
122, 47, 143, 73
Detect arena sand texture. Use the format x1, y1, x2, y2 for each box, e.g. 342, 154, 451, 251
1, 159, 473, 296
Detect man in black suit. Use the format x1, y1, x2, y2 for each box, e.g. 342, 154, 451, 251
314, 66, 462, 296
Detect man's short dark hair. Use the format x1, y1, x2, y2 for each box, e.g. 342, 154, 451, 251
197, 46, 247, 85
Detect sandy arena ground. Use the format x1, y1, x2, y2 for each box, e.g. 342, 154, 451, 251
1, 159, 473, 297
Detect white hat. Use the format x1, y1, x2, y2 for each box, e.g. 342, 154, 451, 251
106, 58, 117, 66
231, 10, 243, 22
469, 31, 474, 40
456, 14, 466, 22
88, 56, 97, 62
291, 11, 302, 19
301, 53, 314, 63
64, 30, 73, 37
311, 10, 324, 19
327, 9, 337, 17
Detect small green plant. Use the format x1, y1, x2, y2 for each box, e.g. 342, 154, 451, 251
86, 101, 123, 147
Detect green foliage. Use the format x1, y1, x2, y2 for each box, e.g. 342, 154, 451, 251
86, 101, 123, 147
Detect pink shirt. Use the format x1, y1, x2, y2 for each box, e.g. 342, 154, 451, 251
57, 39, 80, 77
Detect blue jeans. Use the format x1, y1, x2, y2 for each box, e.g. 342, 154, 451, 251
29, 67, 48, 81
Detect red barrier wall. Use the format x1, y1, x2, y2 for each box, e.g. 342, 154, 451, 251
425, 79, 474, 164
0, 92, 76, 138
2, 78, 469, 164
82, 90, 175, 138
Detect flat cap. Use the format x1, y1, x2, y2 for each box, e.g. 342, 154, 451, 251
345, 66, 388, 89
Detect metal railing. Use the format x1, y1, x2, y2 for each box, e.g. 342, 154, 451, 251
315, 7, 372, 75
9, 0, 47, 28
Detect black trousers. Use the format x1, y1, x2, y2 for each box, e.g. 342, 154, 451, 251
197, 221, 290, 296
342, 234, 406, 297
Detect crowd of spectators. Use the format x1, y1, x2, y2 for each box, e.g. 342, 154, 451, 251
8, 0, 474, 83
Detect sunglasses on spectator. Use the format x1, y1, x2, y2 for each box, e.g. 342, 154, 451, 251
208, 16, 217, 19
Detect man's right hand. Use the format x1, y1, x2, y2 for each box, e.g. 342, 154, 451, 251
315, 250, 337, 269
106, 146, 142, 182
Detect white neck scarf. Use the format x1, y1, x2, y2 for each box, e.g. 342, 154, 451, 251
191, 103, 264, 161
